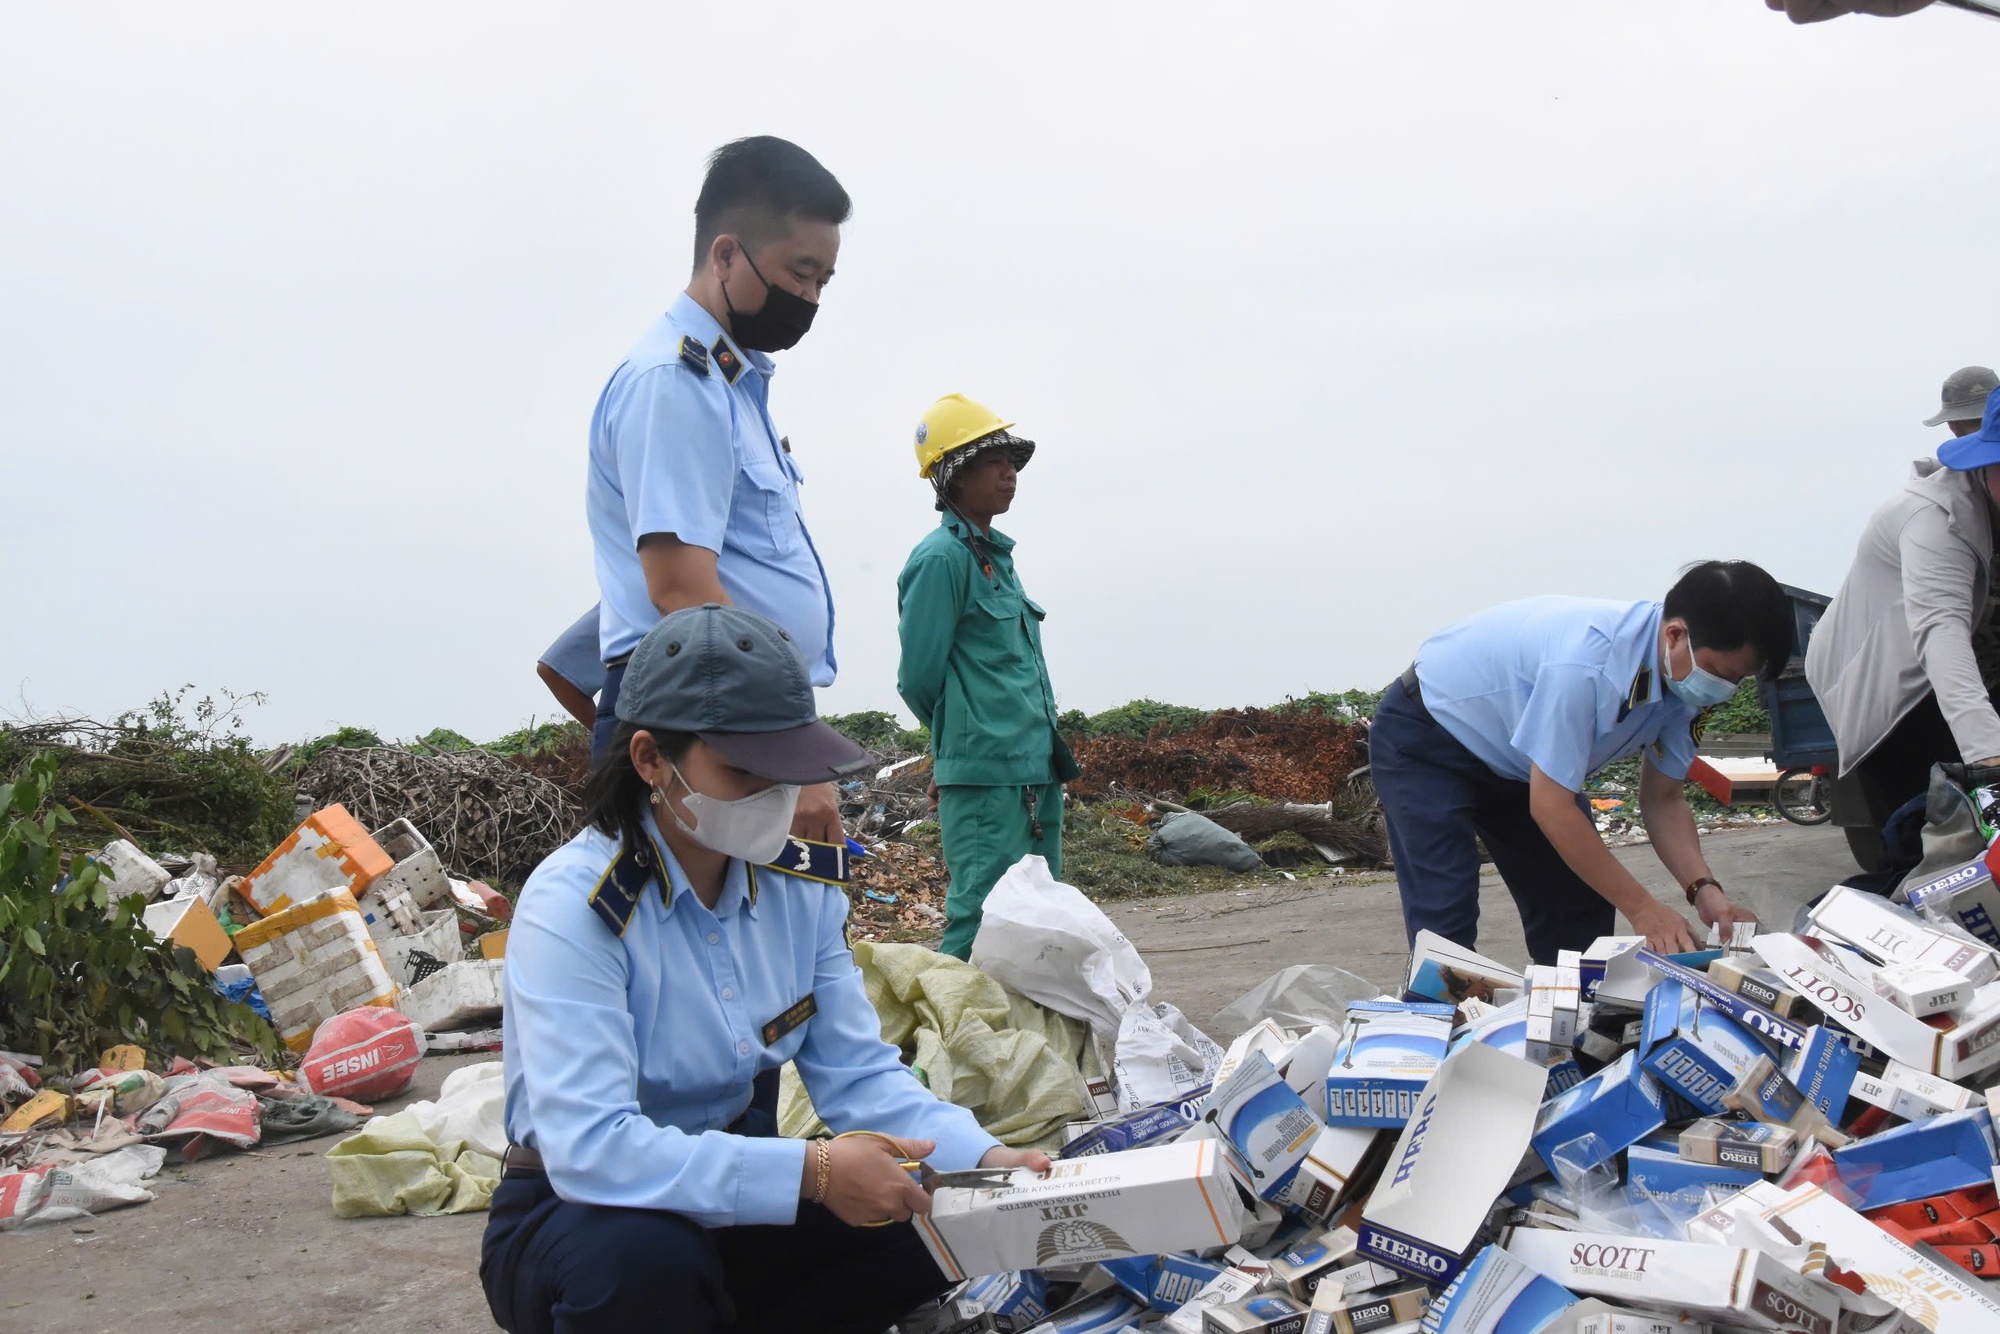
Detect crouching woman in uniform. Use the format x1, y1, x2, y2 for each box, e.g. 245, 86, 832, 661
481, 603, 1047, 1334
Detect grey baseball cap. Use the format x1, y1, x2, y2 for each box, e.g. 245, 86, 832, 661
614, 604, 870, 784
1925, 365, 2000, 427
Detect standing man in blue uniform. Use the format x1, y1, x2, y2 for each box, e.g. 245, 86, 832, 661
1371, 561, 1791, 965
586, 135, 846, 842
483, 604, 1048, 1334
535, 606, 606, 732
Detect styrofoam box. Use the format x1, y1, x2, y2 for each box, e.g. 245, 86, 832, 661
371, 818, 453, 911
401, 959, 504, 1032
377, 909, 462, 988
232, 889, 397, 1051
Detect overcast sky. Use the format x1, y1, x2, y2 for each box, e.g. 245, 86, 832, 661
3, 2, 1997, 745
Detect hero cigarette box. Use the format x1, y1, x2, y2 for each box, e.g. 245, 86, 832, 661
1418, 1243, 1578, 1334
1270, 1226, 1360, 1300
1327, 1002, 1454, 1128
1204, 1050, 1326, 1201
915, 1138, 1244, 1280
1806, 887, 2000, 986
1828, 1105, 1997, 1212
1360, 1042, 1549, 1286
1062, 1085, 1209, 1159
1449, 1000, 1583, 1094
1707, 955, 1812, 1018
1906, 850, 2000, 951
1501, 1231, 1837, 1334
1624, 1138, 1761, 1211
1577, 937, 1644, 1003
1783, 1024, 1860, 1118
1306, 1282, 1431, 1334
1677, 1118, 1797, 1173
1530, 1051, 1667, 1174
1870, 960, 1969, 1017
1636, 980, 1768, 1117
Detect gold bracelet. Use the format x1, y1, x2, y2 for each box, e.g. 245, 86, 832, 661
812, 1138, 832, 1205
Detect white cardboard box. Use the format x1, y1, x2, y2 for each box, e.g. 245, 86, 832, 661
1756, 1183, 2000, 1334
1870, 960, 1969, 1017
376, 909, 461, 989
914, 1138, 1245, 1281
1502, 1232, 1837, 1334
1752, 933, 2000, 1080
400, 958, 504, 1032
1848, 1060, 1977, 1121
1805, 888, 2000, 986
1358, 1041, 1549, 1285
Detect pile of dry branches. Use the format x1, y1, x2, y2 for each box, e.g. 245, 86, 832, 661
296, 747, 581, 888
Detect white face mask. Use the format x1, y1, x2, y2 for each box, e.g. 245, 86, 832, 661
654, 764, 801, 864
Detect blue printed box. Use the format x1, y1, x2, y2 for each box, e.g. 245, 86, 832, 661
1637, 979, 1768, 1116
1531, 1050, 1668, 1174
1624, 1137, 1761, 1213
1327, 1001, 1454, 1128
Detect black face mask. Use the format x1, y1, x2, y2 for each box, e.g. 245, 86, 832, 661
721, 246, 818, 352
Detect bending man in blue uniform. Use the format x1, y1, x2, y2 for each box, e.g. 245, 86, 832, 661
483, 604, 1048, 1334
586, 135, 848, 842
1372, 561, 1790, 965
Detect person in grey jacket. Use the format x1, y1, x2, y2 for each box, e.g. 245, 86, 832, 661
1807, 385, 2000, 830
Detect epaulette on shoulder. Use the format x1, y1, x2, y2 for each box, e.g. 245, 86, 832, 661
677, 334, 710, 377
760, 836, 850, 888
588, 836, 661, 936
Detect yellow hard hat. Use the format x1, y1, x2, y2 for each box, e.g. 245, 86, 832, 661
914, 393, 1015, 479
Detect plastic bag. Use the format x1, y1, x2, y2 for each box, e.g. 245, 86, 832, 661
299, 1006, 422, 1102
136, 1073, 261, 1161
0, 1145, 166, 1230
257, 1092, 363, 1145
1211, 964, 1380, 1037
1113, 1002, 1224, 1112
971, 856, 1152, 1045
72, 1068, 168, 1118
1146, 812, 1263, 872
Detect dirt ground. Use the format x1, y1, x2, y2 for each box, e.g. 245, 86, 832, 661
0, 822, 1858, 1334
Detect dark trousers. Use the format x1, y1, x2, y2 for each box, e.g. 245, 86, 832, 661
1853, 692, 1962, 833
1371, 678, 1614, 966
480, 1171, 950, 1334
590, 660, 628, 766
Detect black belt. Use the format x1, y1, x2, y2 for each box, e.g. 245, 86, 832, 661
1396, 665, 1431, 718
605, 654, 632, 670
504, 1145, 544, 1175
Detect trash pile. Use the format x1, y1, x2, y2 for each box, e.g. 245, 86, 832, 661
0, 801, 513, 1228
1067, 708, 1369, 807
885, 850, 2000, 1334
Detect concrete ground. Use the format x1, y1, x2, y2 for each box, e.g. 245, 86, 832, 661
0, 822, 1856, 1334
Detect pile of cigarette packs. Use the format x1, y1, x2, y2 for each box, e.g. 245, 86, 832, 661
895, 855, 2000, 1334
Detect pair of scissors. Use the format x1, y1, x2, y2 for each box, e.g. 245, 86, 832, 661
832, 1131, 1019, 1225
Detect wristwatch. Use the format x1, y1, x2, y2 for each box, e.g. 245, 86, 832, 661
1683, 876, 1721, 906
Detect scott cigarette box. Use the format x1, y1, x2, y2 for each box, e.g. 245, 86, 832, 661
915, 1138, 1244, 1280
1360, 1042, 1549, 1286
1327, 1002, 1454, 1128
1501, 1232, 1837, 1334
1905, 850, 2000, 951
1752, 933, 2000, 1080
1530, 1051, 1667, 1174
1677, 1118, 1797, 1174
1203, 1050, 1326, 1201
1807, 887, 2000, 986
1284, 1125, 1388, 1223
1418, 1243, 1578, 1334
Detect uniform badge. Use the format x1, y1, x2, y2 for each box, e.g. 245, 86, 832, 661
710, 336, 744, 385
1691, 705, 1714, 749
761, 837, 850, 887
588, 836, 665, 937
760, 992, 817, 1046
677, 335, 710, 376
1618, 665, 1653, 725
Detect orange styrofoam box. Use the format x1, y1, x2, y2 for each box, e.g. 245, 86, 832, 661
239, 804, 394, 918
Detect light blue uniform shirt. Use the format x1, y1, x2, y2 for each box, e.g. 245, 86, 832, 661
501, 807, 999, 1224
1413, 596, 1701, 792
586, 293, 837, 684
538, 606, 607, 698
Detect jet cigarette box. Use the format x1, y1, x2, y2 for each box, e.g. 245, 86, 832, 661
1848, 1059, 1978, 1121
1756, 1183, 2000, 1333
1326, 1002, 1454, 1128
1870, 960, 1970, 1017
1572, 1312, 1707, 1334
915, 1138, 1244, 1280
1751, 933, 2000, 1080
1502, 1231, 1838, 1334
1707, 955, 1813, 1018
1807, 886, 2000, 986
1677, 1118, 1797, 1173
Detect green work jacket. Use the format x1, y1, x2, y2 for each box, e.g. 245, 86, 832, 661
896, 514, 1080, 787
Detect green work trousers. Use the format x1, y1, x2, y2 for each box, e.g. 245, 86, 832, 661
937, 781, 1065, 960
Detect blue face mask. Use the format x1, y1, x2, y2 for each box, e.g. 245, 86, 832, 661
1666, 632, 1741, 708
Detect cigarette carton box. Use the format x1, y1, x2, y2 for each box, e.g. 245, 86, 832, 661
1751, 933, 2000, 1080
1419, 1243, 1578, 1334
1207, 1293, 1309, 1334
1806, 887, 2000, 985
1870, 960, 1970, 1017
1684, 1178, 1792, 1245
1706, 956, 1813, 1018
1531, 1051, 1667, 1174
1905, 850, 2000, 951
1360, 1042, 1550, 1286
1849, 1059, 1977, 1121
1327, 1002, 1454, 1128
1636, 980, 1768, 1116
1633, 950, 1827, 1055
1218, 1020, 1299, 1085
1783, 1024, 1860, 1119
1202, 1051, 1326, 1201
1624, 1138, 1760, 1212
1577, 937, 1644, 1004
1678, 1119, 1797, 1174
1164, 1271, 1265, 1334
1269, 1226, 1360, 1300
1305, 1283, 1430, 1334
1036, 1290, 1144, 1334
1061, 1086, 1209, 1159
953, 1271, 1051, 1324
1319, 1260, 1403, 1302
1101, 1254, 1227, 1313
1501, 1232, 1837, 1334
1757, 1183, 2000, 1333
1829, 1106, 1997, 1211
1567, 1308, 1705, 1334
1406, 931, 1524, 1006
1283, 1125, 1388, 1224
1450, 1000, 1584, 1094
915, 1138, 1245, 1280
1719, 1055, 1849, 1148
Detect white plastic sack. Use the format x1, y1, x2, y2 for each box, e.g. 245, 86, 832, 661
971, 856, 1152, 1046
400, 1060, 506, 1161
1211, 964, 1381, 1037
1113, 1002, 1225, 1111
0, 1145, 166, 1230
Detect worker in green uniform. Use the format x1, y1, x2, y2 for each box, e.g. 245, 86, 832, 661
897, 394, 1080, 960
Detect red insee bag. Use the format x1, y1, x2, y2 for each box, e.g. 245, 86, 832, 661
299, 1006, 422, 1102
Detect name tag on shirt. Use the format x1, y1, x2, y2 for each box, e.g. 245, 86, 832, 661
761, 993, 817, 1047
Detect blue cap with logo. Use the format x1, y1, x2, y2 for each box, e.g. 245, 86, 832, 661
614, 604, 870, 784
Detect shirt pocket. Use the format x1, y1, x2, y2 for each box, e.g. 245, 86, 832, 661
731, 449, 803, 560
970, 588, 1031, 665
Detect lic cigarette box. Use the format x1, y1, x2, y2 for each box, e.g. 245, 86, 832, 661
1636, 980, 1768, 1117
1870, 960, 1969, 1017
1269, 1226, 1360, 1300
1203, 1050, 1326, 1201
1678, 1118, 1797, 1173
1906, 850, 2000, 951
1806, 887, 2000, 986
1327, 1002, 1454, 1128
914, 1138, 1244, 1280
1360, 1041, 1549, 1285
1751, 933, 2000, 1080
1419, 1243, 1579, 1334
1531, 1051, 1667, 1174
1207, 1293, 1310, 1334
1406, 931, 1523, 1006
1501, 1232, 1837, 1334
1707, 956, 1812, 1018
1849, 1059, 1977, 1121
